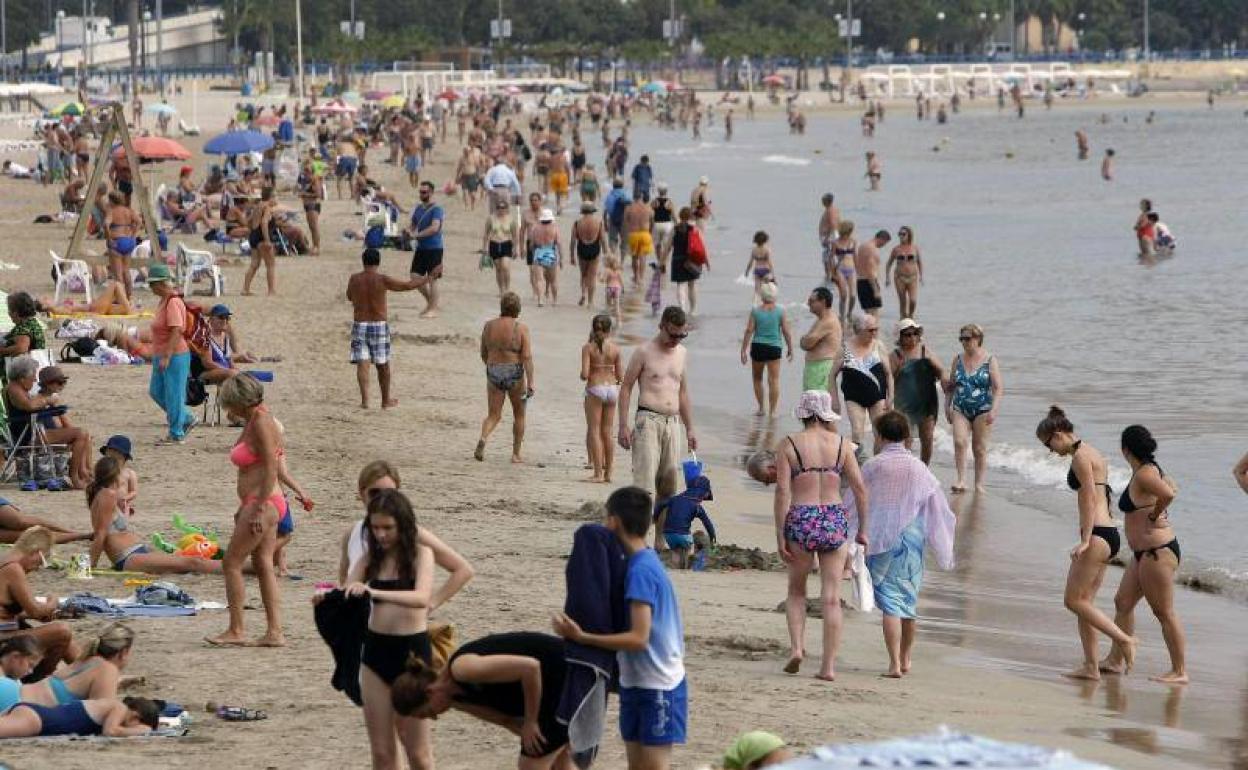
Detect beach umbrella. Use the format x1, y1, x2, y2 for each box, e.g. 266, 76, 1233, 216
762, 74, 785, 87
146, 103, 177, 115
504, 85, 521, 95
436, 89, 460, 101
251, 113, 280, 127
363, 90, 393, 101
204, 130, 274, 155
50, 101, 85, 116
640, 82, 666, 94
381, 94, 406, 109
112, 136, 192, 162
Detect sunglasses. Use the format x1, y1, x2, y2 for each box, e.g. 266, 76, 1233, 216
959, 335, 975, 342
900, 329, 920, 337
665, 327, 689, 340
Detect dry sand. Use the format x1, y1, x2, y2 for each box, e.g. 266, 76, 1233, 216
0, 92, 1199, 769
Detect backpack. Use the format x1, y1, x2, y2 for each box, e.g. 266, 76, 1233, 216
687, 226, 708, 265
364, 224, 386, 249
60, 336, 99, 363
178, 298, 211, 352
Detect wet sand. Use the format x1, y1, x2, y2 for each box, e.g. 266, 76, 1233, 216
0, 91, 1217, 768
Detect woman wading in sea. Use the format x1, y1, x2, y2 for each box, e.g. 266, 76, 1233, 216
1037, 407, 1137, 681
1100, 425, 1187, 685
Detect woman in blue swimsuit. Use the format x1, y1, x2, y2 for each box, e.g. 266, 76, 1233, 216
943, 324, 1002, 493
0, 696, 158, 737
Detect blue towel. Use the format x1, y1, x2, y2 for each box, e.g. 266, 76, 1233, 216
557, 524, 628, 768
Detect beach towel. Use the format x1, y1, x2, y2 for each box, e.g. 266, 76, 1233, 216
557, 524, 628, 768
313, 588, 369, 706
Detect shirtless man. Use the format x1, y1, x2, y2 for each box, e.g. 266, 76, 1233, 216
334, 132, 359, 199
1075, 129, 1089, 161
345, 248, 433, 409
1101, 149, 1114, 181
623, 194, 655, 287
400, 122, 421, 188
519, 192, 545, 304
817, 193, 840, 279
800, 286, 842, 393
854, 229, 891, 319
618, 306, 697, 506
865, 151, 881, 191
547, 139, 571, 215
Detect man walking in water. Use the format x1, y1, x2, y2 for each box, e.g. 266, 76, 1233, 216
346, 248, 435, 409
817, 193, 840, 277
854, 229, 890, 319
800, 286, 842, 393
619, 306, 697, 505
624, 193, 655, 287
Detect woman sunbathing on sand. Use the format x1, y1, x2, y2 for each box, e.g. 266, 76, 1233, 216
6, 623, 135, 708
87, 456, 222, 575
39, 280, 136, 316
0, 497, 89, 545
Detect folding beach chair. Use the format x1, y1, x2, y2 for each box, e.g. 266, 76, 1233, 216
0, 395, 69, 487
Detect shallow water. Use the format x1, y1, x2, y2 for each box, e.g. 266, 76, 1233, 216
608, 100, 1248, 767
624, 101, 1248, 590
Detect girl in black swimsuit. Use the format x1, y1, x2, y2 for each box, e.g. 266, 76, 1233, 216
1100, 425, 1187, 685
345, 489, 437, 769
1036, 406, 1136, 681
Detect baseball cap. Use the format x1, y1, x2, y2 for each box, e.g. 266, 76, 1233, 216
209, 304, 232, 318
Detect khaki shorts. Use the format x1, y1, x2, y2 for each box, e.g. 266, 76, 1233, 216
632, 409, 684, 500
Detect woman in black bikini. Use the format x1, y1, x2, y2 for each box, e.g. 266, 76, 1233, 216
242, 188, 279, 296
1096, 425, 1187, 684
345, 489, 436, 770
1036, 407, 1136, 682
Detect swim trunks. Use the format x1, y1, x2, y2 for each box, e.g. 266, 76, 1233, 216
550, 171, 569, 195
802, 358, 834, 392
628, 231, 654, 258
856, 278, 882, 310
350, 321, 391, 365
411, 247, 444, 276
403, 155, 421, 175
112, 237, 138, 257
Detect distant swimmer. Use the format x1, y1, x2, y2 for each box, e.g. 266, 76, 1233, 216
936, 104, 947, 124
724, 108, 734, 141
865, 151, 881, 192
1101, 148, 1115, 181
1134, 198, 1154, 258
1075, 129, 1089, 160
1207, 89, 1215, 109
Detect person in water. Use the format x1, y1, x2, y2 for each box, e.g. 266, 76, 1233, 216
1099, 425, 1187, 685
1036, 407, 1137, 682
943, 324, 1002, 493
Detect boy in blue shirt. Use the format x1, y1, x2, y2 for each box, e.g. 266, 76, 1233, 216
553, 486, 686, 770
654, 475, 716, 569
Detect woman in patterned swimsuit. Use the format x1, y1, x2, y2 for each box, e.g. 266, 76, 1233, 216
944, 323, 1003, 493
773, 390, 868, 682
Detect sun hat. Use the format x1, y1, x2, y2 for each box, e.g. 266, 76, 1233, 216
209, 304, 232, 318
657, 181, 668, 193
146, 264, 173, 284
698, 175, 709, 184
100, 435, 134, 461
794, 389, 840, 423
897, 318, 922, 339
723, 731, 786, 770
539, 208, 555, 223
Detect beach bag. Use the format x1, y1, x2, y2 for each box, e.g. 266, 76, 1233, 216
364, 224, 386, 249
136, 581, 195, 607
687, 227, 708, 265
180, 299, 211, 352
60, 337, 99, 363
478, 249, 493, 271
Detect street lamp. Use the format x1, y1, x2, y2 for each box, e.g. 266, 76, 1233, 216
56, 9, 65, 79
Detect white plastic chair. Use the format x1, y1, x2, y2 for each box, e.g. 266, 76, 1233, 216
177, 243, 223, 297
178, 118, 201, 136
49, 250, 92, 305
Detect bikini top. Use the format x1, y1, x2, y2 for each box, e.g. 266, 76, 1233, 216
230, 410, 284, 469
786, 435, 844, 482
368, 576, 415, 591
1118, 461, 1163, 514
1065, 442, 1112, 503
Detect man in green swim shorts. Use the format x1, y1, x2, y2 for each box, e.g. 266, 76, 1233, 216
799, 286, 841, 392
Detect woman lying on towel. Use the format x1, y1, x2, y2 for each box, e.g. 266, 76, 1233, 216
38, 281, 136, 316
87, 457, 222, 575
0, 696, 158, 737
0, 624, 133, 710
96, 323, 152, 361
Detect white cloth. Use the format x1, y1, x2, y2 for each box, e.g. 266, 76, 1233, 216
345, 520, 367, 576
483, 163, 521, 195
844, 443, 956, 570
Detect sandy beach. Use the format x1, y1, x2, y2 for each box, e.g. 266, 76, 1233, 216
0, 89, 1222, 769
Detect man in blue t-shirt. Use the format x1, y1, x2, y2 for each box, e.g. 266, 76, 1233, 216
406, 181, 444, 318
603, 178, 632, 255
553, 486, 686, 770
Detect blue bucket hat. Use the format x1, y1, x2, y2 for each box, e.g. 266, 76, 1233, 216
100, 435, 133, 461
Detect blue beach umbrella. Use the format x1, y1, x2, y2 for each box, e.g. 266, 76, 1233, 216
203, 130, 274, 155
640, 82, 666, 94
146, 102, 178, 115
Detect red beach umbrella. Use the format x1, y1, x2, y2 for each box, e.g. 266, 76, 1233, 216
111, 136, 193, 162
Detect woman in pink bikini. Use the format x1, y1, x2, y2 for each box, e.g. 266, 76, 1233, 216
207, 373, 286, 647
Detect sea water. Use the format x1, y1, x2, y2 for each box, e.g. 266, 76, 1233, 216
613, 103, 1248, 767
